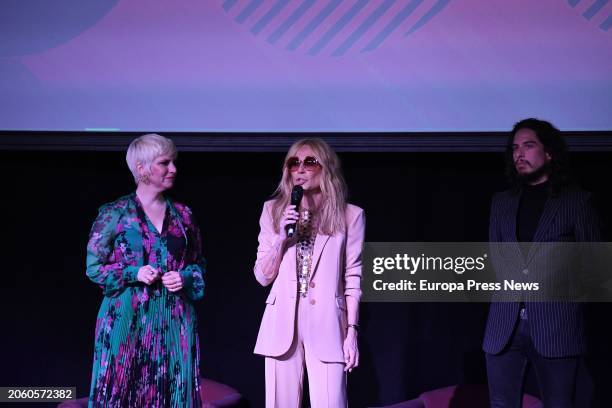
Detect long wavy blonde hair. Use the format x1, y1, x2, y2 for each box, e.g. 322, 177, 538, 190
271, 138, 348, 235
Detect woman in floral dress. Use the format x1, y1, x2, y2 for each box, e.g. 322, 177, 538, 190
86, 134, 205, 407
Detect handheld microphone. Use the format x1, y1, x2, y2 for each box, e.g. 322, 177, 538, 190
286, 185, 304, 238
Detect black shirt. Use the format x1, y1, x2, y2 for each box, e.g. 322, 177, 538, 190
517, 181, 550, 253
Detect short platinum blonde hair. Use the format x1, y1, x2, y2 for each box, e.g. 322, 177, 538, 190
126, 133, 177, 184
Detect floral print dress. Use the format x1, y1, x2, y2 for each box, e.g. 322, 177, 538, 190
86, 193, 205, 407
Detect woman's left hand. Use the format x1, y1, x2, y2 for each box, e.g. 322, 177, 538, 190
343, 328, 359, 372
162, 271, 184, 292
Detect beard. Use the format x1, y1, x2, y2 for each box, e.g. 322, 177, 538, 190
516, 162, 551, 184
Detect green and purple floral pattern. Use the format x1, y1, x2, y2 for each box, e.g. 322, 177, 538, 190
86, 193, 205, 407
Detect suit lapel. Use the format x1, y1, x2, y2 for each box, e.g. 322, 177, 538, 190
309, 233, 330, 281
499, 192, 524, 262
506, 194, 520, 243
527, 194, 562, 263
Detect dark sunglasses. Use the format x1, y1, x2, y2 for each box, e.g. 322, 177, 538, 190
285, 156, 321, 172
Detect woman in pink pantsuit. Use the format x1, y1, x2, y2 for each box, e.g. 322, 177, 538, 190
254, 138, 365, 408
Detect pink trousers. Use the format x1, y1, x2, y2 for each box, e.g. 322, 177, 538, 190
265, 297, 347, 408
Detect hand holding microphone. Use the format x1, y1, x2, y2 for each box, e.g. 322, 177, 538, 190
281, 185, 303, 240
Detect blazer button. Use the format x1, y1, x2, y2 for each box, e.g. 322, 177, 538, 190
522, 268, 529, 275
310, 299, 316, 305
309, 281, 315, 288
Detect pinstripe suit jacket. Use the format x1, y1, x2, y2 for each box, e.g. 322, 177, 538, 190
483, 187, 601, 358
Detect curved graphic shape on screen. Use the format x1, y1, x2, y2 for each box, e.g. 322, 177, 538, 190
0, 1, 119, 57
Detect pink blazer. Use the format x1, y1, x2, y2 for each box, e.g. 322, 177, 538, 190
253, 200, 365, 363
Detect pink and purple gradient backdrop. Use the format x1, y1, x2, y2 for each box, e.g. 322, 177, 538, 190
0, 0, 611, 131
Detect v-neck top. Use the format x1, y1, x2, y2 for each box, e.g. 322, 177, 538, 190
132, 194, 187, 289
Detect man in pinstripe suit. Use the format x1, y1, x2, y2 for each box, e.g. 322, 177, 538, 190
483, 118, 601, 408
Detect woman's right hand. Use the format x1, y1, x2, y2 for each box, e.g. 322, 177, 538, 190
137, 265, 160, 285
279, 205, 299, 241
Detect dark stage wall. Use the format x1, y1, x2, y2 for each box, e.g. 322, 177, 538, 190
1, 150, 611, 407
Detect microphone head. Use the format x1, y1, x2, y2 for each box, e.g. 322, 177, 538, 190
290, 185, 304, 205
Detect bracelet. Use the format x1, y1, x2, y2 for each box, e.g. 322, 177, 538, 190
348, 324, 359, 332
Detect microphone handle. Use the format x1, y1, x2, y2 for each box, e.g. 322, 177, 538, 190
287, 193, 301, 238
287, 223, 296, 238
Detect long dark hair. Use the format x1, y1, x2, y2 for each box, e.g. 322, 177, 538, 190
505, 118, 572, 195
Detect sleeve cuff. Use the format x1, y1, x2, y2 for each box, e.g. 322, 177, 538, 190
124, 265, 140, 283
344, 288, 362, 303
180, 268, 194, 289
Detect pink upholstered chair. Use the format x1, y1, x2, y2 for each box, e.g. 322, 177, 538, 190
57, 378, 242, 408
377, 384, 543, 408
